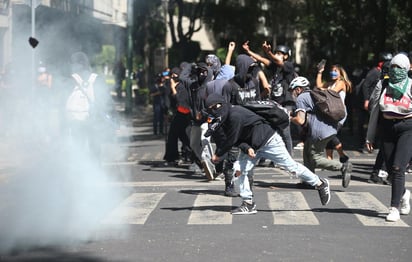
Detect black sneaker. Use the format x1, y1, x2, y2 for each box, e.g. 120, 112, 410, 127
231, 201, 257, 215
383, 175, 392, 185
162, 161, 177, 167
296, 181, 315, 189
368, 172, 383, 184
224, 183, 238, 197
257, 159, 266, 167
341, 162, 352, 188
316, 178, 331, 205
339, 155, 349, 163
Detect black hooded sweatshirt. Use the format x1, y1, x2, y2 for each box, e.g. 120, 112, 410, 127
205, 93, 274, 157
217, 105, 274, 157
224, 54, 261, 106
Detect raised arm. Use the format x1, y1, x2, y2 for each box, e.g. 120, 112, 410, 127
261, 41, 284, 66
225, 42, 236, 65
257, 70, 271, 99
316, 65, 325, 89
242, 41, 271, 67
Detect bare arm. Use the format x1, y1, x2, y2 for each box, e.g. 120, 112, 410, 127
170, 79, 178, 96
225, 42, 236, 65
242, 41, 271, 67
290, 111, 306, 126
258, 70, 270, 99
262, 41, 284, 66
316, 65, 325, 88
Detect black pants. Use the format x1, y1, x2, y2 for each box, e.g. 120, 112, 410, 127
381, 117, 412, 207
163, 112, 191, 162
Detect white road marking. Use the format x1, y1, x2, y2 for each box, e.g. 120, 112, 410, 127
188, 194, 232, 224
336, 192, 409, 227
102, 193, 165, 225
268, 191, 319, 225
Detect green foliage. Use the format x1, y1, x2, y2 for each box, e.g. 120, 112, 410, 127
296, 0, 412, 68
132, 0, 412, 76
93, 45, 116, 72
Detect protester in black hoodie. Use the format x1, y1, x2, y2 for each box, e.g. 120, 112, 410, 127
178, 62, 216, 178
205, 93, 330, 215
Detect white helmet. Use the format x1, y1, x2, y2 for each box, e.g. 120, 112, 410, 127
289, 76, 310, 90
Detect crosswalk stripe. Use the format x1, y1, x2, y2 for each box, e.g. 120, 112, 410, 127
188, 194, 232, 224
102, 193, 165, 225
97, 191, 410, 227
267, 191, 319, 225
110, 180, 412, 188
140, 153, 150, 160
336, 192, 409, 227
154, 152, 163, 160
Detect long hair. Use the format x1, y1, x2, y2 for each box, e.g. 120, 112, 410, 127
331, 64, 352, 93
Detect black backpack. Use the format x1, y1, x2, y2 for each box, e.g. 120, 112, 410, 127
310, 87, 346, 123
243, 100, 290, 130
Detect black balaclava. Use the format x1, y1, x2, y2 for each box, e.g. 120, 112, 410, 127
205, 93, 230, 122
190, 62, 211, 86
234, 54, 256, 87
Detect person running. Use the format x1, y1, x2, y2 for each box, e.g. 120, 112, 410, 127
290, 76, 352, 188
205, 93, 331, 215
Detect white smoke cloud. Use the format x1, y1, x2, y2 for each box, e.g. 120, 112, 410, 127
0, 4, 129, 253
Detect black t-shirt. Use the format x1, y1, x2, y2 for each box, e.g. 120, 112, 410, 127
268, 60, 296, 106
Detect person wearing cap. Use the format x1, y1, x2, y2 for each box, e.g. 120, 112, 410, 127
205, 92, 331, 215
289, 76, 352, 189
365, 53, 412, 222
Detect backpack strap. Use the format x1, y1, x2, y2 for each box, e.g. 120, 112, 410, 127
72, 73, 83, 87
71, 73, 97, 103
71, 73, 98, 87
88, 73, 98, 84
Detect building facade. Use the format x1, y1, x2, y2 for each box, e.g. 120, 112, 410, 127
0, 0, 127, 75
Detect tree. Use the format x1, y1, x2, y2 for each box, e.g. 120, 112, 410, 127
167, 0, 206, 64
296, 0, 412, 71
133, 0, 165, 87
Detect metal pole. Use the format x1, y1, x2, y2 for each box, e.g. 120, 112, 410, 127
31, 0, 35, 96
125, 0, 134, 114
163, 0, 168, 68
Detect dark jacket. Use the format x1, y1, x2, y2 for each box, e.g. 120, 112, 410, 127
215, 105, 274, 157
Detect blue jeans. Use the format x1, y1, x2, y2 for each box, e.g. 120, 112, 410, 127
237, 132, 321, 200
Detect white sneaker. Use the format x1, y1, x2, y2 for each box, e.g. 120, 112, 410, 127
400, 189, 411, 215
386, 207, 400, 222
378, 169, 388, 178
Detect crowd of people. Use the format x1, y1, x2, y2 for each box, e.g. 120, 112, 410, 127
147, 41, 411, 221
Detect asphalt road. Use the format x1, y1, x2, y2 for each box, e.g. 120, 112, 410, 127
0, 106, 411, 262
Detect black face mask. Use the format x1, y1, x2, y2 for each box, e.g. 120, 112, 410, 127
208, 102, 229, 122
197, 69, 208, 84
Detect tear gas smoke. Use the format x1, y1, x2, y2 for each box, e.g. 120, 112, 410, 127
0, 6, 129, 253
